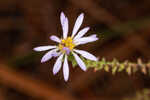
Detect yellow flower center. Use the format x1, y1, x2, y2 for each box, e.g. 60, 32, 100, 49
58, 37, 75, 53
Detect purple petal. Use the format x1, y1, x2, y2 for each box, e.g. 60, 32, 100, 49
63, 55, 69, 81
53, 54, 64, 75
74, 49, 98, 61
72, 52, 86, 71
60, 12, 69, 39
72, 13, 84, 37
33, 46, 56, 52
75, 34, 98, 45
52, 51, 61, 57
63, 47, 70, 55
73, 27, 90, 40
41, 49, 57, 63
50, 35, 61, 43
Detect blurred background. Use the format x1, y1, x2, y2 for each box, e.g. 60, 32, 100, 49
0, 0, 150, 100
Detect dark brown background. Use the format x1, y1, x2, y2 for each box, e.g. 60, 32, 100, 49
0, 0, 150, 100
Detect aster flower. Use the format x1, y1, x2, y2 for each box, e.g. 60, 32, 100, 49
33, 12, 98, 81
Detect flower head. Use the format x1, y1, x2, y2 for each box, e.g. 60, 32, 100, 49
33, 12, 98, 81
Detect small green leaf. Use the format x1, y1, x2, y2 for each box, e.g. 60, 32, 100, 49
104, 65, 109, 72
68, 54, 74, 61
85, 59, 91, 68
72, 59, 77, 67
118, 64, 125, 72
92, 61, 98, 67
68, 54, 77, 67
101, 58, 106, 63
97, 62, 104, 70
112, 66, 117, 75
126, 66, 131, 75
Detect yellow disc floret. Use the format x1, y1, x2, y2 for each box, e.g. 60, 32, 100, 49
59, 37, 75, 53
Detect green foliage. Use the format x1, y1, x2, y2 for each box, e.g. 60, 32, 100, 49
68, 54, 77, 68
68, 55, 150, 75
10, 51, 150, 76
